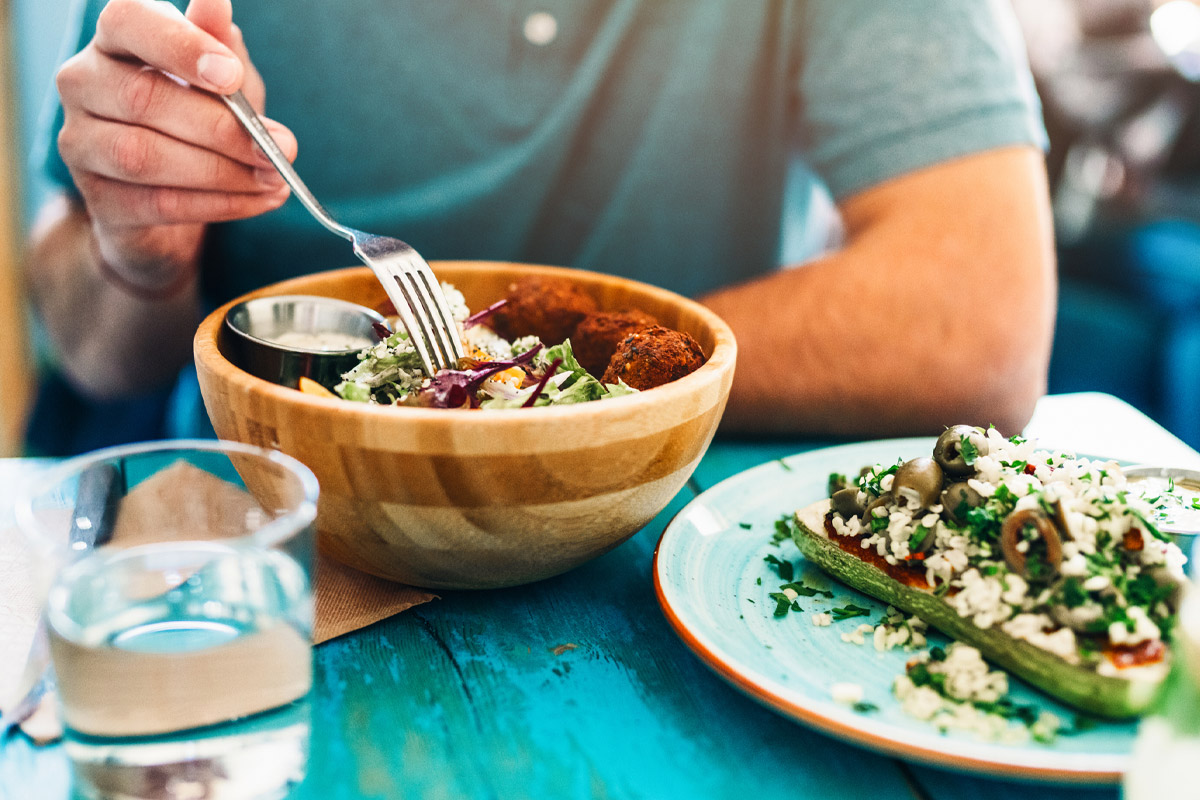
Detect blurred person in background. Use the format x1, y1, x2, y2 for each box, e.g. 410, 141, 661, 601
23, 0, 1056, 452
1013, 0, 1200, 448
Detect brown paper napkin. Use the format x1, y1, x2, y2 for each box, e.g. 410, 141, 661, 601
0, 461, 435, 744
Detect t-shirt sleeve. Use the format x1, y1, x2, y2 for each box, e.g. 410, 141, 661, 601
35, 0, 116, 194
798, 0, 1048, 200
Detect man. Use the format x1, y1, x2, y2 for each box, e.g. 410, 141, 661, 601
26, 0, 1056, 439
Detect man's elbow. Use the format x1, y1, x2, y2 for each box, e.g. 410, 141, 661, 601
938, 318, 1052, 436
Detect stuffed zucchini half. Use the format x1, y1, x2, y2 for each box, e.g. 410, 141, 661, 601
791, 426, 1189, 720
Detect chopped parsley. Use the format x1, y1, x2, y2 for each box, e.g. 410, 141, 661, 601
768, 592, 802, 617
771, 514, 797, 546
860, 461, 902, 497
830, 603, 873, 621
780, 581, 834, 599
1058, 577, 1088, 609
960, 434, 980, 466
909, 527, 931, 552
764, 554, 794, 581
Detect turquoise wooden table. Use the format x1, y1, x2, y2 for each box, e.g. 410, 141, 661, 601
4, 393, 1196, 800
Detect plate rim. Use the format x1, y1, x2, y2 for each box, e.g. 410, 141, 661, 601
653, 437, 1135, 785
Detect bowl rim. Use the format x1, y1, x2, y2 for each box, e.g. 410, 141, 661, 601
194, 260, 738, 427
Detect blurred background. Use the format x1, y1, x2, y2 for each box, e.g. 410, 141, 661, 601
3, 0, 1200, 456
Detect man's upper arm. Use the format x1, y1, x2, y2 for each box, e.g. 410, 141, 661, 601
839, 145, 1057, 432
799, 0, 1048, 201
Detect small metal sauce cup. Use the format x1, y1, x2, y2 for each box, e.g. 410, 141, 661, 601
1124, 465, 1200, 539
223, 295, 385, 389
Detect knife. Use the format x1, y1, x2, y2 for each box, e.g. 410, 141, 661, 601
0, 462, 122, 739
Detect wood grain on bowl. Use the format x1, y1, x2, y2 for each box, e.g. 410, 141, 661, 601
194, 262, 737, 589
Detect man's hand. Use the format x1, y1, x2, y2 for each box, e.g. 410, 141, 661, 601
702, 146, 1056, 437
54, 0, 296, 292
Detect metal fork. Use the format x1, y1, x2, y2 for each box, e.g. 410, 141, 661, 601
222, 91, 465, 375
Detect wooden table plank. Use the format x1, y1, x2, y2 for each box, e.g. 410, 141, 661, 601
4, 391, 1187, 800
907, 766, 1117, 800
687, 435, 842, 493
296, 487, 917, 800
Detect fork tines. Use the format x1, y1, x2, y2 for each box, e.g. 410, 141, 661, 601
355, 236, 465, 376
392, 266, 464, 372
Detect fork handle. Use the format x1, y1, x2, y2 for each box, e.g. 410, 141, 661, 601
221, 91, 353, 242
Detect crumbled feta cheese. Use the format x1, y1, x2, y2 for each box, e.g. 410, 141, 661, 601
1001, 614, 1080, 664
892, 644, 1032, 743
840, 624, 875, 645
1109, 606, 1161, 647
939, 645, 1007, 704
948, 569, 1012, 629
831, 683, 864, 705
1060, 551, 1088, 577
893, 677, 943, 720
1000, 573, 1028, 605
811, 613, 832, 627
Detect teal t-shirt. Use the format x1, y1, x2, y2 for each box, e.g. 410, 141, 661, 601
41, 0, 1045, 306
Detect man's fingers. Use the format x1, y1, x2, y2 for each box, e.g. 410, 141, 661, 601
184, 0, 234, 46
74, 172, 291, 226
93, 0, 243, 93
58, 55, 297, 168
59, 113, 287, 193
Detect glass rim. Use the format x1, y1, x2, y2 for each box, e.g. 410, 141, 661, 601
14, 438, 320, 558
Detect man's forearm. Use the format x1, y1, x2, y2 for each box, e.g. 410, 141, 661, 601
26, 195, 202, 399
703, 147, 1056, 437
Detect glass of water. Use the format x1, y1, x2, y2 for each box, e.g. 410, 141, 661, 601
16, 440, 319, 800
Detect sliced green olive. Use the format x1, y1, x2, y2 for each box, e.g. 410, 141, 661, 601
1146, 566, 1187, 611
893, 457, 944, 510
908, 525, 937, 555
933, 425, 988, 477
862, 496, 892, 530
940, 482, 983, 524
1052, 497, 1074, 541
831, 487, 866, 519
1000, 509, 1063, 579
1049, 601, 1104, 632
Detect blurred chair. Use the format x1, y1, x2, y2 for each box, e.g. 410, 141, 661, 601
12, 0, 180, 456
1014, 0, 1200, 450
0, 0, 34, 456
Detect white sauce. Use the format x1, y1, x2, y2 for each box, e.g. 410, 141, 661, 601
1129, 476, 1200, 535
270, 330, 375, 352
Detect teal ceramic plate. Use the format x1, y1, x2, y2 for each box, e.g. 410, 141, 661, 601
653, 438, 1139, 784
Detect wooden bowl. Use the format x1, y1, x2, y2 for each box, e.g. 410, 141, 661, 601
194, 262, 737, 589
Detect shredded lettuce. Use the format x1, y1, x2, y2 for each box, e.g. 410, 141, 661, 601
481, 340, 637, 408
331, 290, 640, 409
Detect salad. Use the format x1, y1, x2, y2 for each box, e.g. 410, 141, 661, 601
332, 282, 639, 409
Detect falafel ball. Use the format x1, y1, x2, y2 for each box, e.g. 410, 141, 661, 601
601, 325, 706, 390
572, 309, 658, 377
490, 276, 598, 345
